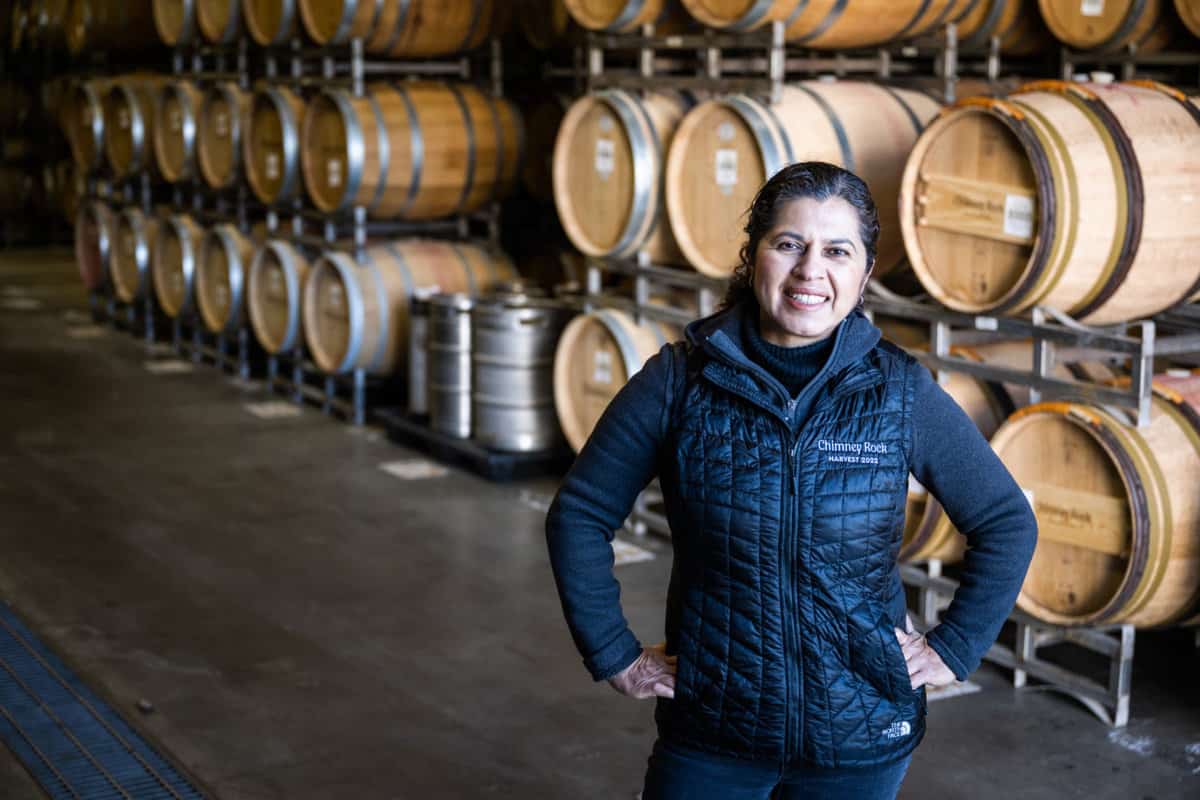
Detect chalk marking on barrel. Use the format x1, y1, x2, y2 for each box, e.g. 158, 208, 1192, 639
143, 359, 194, 375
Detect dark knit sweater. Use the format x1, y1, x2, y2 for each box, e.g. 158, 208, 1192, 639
741, 311, 835, 396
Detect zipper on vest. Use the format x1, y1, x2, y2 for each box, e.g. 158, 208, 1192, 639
779, 428, 804, 765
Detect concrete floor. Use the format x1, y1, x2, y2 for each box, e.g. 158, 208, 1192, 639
0, 248, 1197, 799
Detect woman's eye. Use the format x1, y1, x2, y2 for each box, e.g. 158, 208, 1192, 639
826, 248, 848, 258
778, 241, 801, 252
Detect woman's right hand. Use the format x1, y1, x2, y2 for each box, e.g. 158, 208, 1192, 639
607, 643, 676, 700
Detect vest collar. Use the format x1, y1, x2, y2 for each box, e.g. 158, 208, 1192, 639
685, 302, 885, 424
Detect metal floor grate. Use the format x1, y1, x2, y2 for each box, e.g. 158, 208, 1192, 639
0, 602, 206, 800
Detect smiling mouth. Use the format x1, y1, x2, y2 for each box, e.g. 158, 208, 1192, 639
784, 290, 829, 308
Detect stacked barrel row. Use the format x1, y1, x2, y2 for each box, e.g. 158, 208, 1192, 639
558, 0, 1200, 51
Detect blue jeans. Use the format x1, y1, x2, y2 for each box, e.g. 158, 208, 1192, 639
642, 738, 912, 800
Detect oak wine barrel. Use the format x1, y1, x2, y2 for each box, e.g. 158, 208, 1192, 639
665, 81, 940, 278
991, 373, 1200, 627
1037, 0, 1176, 53
518, 0, 582, 47
553, 90, 693, 264
75, 200, 115, 290
553, 309, 679, 452
197, 82, 249, 189
900, 342, 1119, 564
247, 239, 311, 354
301, 239, 516, 375
522, 94, 569, 200
152, 213, 204, 318
899, 80, 1200, 326
680, 0, 797, 30
64, 79, 109, 171
563, 0, 690, 32
196, 0, 241, 42
110, 207, 160, 303
300, 81, 523, 219
1179, 0, 1200, 38
244, 84, 304, 205
953, 0, 1051, 55
104, 77, 163, 178
297, 0, 496, 57
152, 0, 198, 44
782, 0, 960, 48
241, 0, 299, 44
195, 223, 255, 333
155, 80, 204, 183
67, 0, 159, 53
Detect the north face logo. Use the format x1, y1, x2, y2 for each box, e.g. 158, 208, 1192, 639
882, 721, 911, 740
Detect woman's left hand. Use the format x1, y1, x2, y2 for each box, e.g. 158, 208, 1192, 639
894, 625, 957, 691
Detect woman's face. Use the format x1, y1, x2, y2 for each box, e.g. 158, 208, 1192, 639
752, 195, 871, 348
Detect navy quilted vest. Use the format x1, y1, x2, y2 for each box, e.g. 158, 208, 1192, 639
653, 335, 925, 768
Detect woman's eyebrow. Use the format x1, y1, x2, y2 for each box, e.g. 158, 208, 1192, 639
825, 238, 857, 251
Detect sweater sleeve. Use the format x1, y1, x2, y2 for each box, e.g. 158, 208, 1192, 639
909, 365, 1039, 681
545, 345, 679, 682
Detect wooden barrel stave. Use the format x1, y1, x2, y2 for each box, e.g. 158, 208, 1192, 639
247, 239, 311, 354
198, 82, 249, 189
244, 85, 304, 205
665, 81, 939, 278
152, 213, 204, 317
301, 239, 517, 375
67, 0, 159, 53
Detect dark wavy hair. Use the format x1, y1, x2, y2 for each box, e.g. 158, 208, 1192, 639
720, 161, 880, 310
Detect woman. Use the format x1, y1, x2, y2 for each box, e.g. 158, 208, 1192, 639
546, 162, 1037, 799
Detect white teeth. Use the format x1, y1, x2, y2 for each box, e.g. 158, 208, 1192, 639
787, 292, 826, 306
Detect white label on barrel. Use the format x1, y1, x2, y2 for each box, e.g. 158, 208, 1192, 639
1081, 0, 1104, 16
327, 158, 342, 188
974, 316, 998, 331
717, 122, 735, 142
268, 270, 283, 297
215, 111, 228, 137
908, 474, 927, 497
266, 152, 279, 180
1003, 193, 1034, 239
169, 108, 181, 132
327, 284, 343, 311
592, 349, 612, 384
118, 109, 130, 130
715, 149, 738, 194
598, 114, 614, 133
595, 139, 614, 180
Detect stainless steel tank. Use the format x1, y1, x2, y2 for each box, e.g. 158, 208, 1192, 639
471, 294, 569, 452
427, 293, 474, 439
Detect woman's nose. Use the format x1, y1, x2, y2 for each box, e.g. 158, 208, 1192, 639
791, 251, 823, 280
